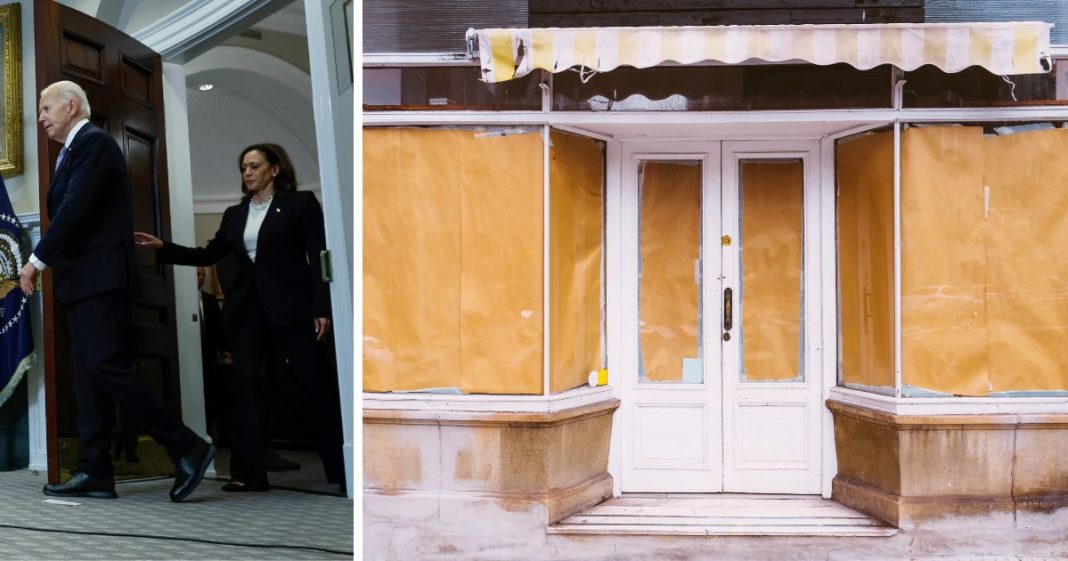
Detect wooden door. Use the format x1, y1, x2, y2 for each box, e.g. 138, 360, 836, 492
35, 0, 179, 483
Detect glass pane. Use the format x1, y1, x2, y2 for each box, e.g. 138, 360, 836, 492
836, 133, 896, 390
739, 160, 804, 382
638, 160, 703, 384
904, 63, 1068, 107
549, 130, 604, 393
363, 67, 543, 110
554, 64, 891, 111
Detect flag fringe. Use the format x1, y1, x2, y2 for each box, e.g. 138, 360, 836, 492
0, 351, 35, 409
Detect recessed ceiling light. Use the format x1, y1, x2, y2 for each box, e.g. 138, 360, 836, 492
198, 83, 214, 91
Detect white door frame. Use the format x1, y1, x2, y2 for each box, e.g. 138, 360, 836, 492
608, 136, 836, 497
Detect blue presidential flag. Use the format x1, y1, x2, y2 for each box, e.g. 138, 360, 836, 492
0, 175, 34, 408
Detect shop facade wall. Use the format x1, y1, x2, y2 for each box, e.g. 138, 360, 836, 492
830, 398, 1068, 527
364, 397, 619, 539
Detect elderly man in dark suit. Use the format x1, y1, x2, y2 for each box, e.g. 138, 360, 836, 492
19, 80, 214, 502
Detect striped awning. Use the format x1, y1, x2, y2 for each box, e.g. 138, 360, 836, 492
469, 22, 1052, 83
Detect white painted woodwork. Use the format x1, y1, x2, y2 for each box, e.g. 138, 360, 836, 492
620, 141, 823, 494
719, 141, 823, 494
17, 215, 46, 471
828, 386, 1068, 416
620, 142, 723, 492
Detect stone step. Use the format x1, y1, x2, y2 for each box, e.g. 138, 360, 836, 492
548, 494, 898, 537
560, 514, 883, 526
547, 523, 898, 537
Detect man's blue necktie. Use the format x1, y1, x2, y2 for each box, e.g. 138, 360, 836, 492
54, 146, 68, 172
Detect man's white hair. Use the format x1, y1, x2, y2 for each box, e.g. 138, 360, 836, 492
42, 80, 91, 119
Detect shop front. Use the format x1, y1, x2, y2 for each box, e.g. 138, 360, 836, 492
363, 21, 1068, 536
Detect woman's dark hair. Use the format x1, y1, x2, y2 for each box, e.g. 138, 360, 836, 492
238, 143, 298, 198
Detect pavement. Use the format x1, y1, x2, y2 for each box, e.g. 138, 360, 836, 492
0, 450, 353, 561
364, 501, 1068, 561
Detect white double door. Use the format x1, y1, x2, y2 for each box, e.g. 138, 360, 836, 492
619, 140, 825, 494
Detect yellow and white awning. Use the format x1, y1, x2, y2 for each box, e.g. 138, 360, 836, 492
470, 22, 1051, 83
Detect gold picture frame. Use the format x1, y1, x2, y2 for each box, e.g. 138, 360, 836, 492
0, 4, 21, 178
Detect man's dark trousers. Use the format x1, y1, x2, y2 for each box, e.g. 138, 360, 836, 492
66, 289, 201, 479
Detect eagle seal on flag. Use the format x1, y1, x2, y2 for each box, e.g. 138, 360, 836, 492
0, 175, 34, 409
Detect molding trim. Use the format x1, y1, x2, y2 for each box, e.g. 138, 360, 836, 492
828, 386, 1068, 417
193, 200, 236, 214
363, 385, 616, 415
192, 187, 321, 215
364, 106, 1068, 129
363, 399, 620, 428
17, 212, 43, 470
193, 193, 242, 215
16, 212, 39, 230
133, 0, 291, 61
363, 53, 476, 67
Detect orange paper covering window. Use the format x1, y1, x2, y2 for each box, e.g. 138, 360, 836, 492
984, 128, 1068, 393
363, 127, 544, 395
638, 161, 702, 382
900, 126, 989, 396
364, 128, 462, 392
740, 161, 804, 382
836, 132, 895, 390
549, 131, 604, 394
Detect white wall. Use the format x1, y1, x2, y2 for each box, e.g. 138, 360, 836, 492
183, 46, 320, 210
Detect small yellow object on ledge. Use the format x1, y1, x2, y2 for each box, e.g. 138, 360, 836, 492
588, 368, 609, 387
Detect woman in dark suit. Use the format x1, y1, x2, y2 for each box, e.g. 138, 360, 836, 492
134, 143, 344, 492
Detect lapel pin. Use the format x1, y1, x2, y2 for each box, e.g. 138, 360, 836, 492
275, 208, 281, 213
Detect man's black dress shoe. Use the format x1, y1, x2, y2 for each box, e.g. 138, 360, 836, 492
170, 440, 216, 502
43, 472, 117, 499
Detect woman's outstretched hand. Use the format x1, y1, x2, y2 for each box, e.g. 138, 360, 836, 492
133, 231, 164, 251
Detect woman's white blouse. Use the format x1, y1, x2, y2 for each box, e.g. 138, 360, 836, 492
243, 202, 271, 261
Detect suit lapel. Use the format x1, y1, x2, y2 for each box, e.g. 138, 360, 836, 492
254, 194, 286, 253
233, 200, 251, 253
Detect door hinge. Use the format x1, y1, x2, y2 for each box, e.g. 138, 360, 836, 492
320, 249, 332, 282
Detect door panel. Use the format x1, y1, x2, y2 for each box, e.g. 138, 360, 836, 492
620, 140, 823, 494
37, 0, 178, 483
621, 143, 722, 492
721, 142, 822, 493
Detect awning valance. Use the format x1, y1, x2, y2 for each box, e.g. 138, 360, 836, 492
469, 22, 1052, 83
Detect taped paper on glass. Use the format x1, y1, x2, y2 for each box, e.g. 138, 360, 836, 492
740, 160, 804, 382
364, 128, 463, 392
984, 128, 1068, 393
900, 126, 989, 396
363, 127, 544, 394
836, 131, 896, 390
549, 130, 604, 394
638, 161, 702, 382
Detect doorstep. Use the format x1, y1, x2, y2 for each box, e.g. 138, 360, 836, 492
548, 493, 897, 537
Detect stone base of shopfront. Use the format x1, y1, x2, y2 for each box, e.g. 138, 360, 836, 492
829, 398, 1068, 528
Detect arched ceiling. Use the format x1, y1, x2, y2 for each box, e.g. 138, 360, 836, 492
61, 0, 317, 212
185, 62, 319, 208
